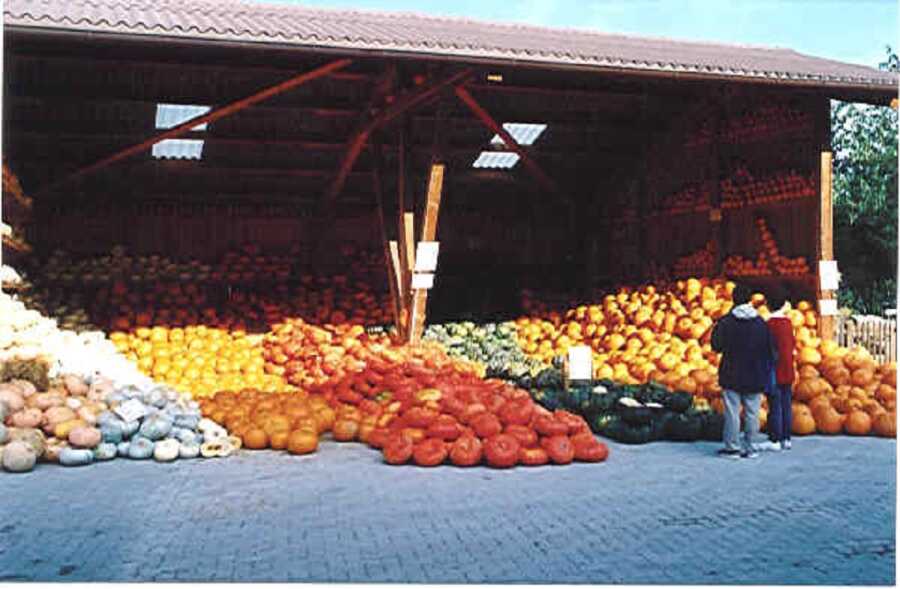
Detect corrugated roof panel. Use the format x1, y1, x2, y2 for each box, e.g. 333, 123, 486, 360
152, 138, 205, 159
155, 103, 211, 130
490, 123, 547, 146
472, 151, 520, 169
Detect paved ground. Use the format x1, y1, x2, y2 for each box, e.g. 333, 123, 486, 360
0, 435, 895, 584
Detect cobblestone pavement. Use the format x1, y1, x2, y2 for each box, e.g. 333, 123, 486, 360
0, 436, 894, 584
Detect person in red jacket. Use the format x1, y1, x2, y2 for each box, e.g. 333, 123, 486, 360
765, 291, 796, 450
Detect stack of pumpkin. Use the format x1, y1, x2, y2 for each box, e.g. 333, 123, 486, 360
110, 326, 284, 397
262, 318, 482, 391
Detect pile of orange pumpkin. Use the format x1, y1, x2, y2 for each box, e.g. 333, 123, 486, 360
513, 278, 896, 438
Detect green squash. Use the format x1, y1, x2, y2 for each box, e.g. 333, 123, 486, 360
665, 413, 703, 442
664, 392, 694, 413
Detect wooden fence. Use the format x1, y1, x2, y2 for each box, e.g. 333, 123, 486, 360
835, 315, 898, 364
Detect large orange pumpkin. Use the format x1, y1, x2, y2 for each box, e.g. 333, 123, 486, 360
844, 348, 875, 372
844, 411, 872, 436
808, 396, 832, 418
875, 384, 896, 404
798, 365, 820, 380
880, 363, 897, 386
792, 410, 817, 436
815, 409, 845, 435
287, 430, 319, 454
798, 347, 822, 366
872, 412, 896, 438
822, 366, 851, 387
794, 378, 829, 402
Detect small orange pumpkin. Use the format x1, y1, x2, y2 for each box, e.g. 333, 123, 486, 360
332, 419, 360, 442
287, 430, 319, 455
851, 368, 875, 388
243, 428, 269, 450
791, 410, 817, 436
269, 430, 290, 450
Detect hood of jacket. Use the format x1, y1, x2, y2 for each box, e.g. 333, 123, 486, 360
731, 303, 759, 320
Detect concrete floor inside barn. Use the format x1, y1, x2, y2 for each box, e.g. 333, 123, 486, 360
0, 436, 895, 584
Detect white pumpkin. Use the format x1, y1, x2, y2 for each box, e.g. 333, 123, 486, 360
153, 439, 180, 462
2, 441, 36, 472
10, 408, 42, 429
7, 427, 47, 457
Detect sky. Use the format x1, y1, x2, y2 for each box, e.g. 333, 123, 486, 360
247, 0, 898, 68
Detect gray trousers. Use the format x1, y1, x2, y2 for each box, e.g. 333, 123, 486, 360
723, 389, 762, 452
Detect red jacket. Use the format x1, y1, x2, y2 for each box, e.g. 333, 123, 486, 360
767, 316, 795, 385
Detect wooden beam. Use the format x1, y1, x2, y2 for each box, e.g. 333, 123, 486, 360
818, 150, 835, 341
409, 163, 445, 343
321, 68, 472, 208
36, 58, 353, 196
396, 212, 416, 335
453, 85, 568, 205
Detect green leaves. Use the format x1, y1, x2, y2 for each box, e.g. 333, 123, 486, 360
831, 46, 898, 314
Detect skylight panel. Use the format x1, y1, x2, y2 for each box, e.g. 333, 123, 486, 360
472, 151, 520, 169
155, 103, 211, 131
490, 123, 547, 146
152, 139, 205, 160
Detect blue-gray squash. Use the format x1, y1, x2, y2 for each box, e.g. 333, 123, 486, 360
93, 443, 118, 461
59, 447, 94, 467
127, 437, 155, 459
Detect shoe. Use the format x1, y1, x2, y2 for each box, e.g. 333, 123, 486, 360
759, 441, 781, 452
740, 450, 759, 459
782, 440, 792, 450
717, 448, 741, 459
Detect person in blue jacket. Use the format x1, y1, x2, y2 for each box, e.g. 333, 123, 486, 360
711, 283, 778, 459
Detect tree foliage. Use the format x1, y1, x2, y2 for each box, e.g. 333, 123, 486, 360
831, 46, 898, 314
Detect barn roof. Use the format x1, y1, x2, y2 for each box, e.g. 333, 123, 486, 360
5, 0, 897, 91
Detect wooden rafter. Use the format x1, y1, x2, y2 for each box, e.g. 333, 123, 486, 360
36, 58, 353, 196
321, 68, 472, 208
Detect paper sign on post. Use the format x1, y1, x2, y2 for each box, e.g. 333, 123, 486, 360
114, 398, 147, 423
414, 242, 440, 273
819, 261, 841, 291
819, 299, 839, 316
411, 273, 435, 290
567, 346, 593, 381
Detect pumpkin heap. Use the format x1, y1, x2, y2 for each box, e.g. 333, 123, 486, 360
110, 326, 283, 397
512, 279, 896, 438
0, 373, 231, 472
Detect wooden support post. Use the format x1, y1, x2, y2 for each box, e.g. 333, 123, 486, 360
818, 150, 835, 341
396, 212, 416, 335
408, 163, 445, 343
39, 58, 353, 196
371, 139, 402, 332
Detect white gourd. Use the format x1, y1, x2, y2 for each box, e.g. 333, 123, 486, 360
153, 439, 179, 462
59, 447, 94, 467
179, 442, 200, 459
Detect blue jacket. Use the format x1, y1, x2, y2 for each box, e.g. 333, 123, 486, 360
711, 304, 778, 395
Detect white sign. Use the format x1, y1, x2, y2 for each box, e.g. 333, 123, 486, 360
819, 260, 841, 291
411, 273, 435, 290
819, 298, 839, 316
567, 346, 593, 381
114, 398, 147, 423
414, 241, 440, 273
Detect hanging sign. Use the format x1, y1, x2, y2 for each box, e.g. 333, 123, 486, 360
818, 298, 839, 316
411, 273, 435, 290
567, 346, 593, 381
414, 242, 440, 273
819, 261, 841, 291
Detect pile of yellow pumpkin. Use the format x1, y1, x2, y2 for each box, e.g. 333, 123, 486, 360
110, 326, 287, 397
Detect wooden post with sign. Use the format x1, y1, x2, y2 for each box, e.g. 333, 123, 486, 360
818, 150, 836, 341
397, 212, 416, 336
408, 163, 445, 343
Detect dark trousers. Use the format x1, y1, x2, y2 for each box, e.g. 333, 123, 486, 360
767, 384, 792, 442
